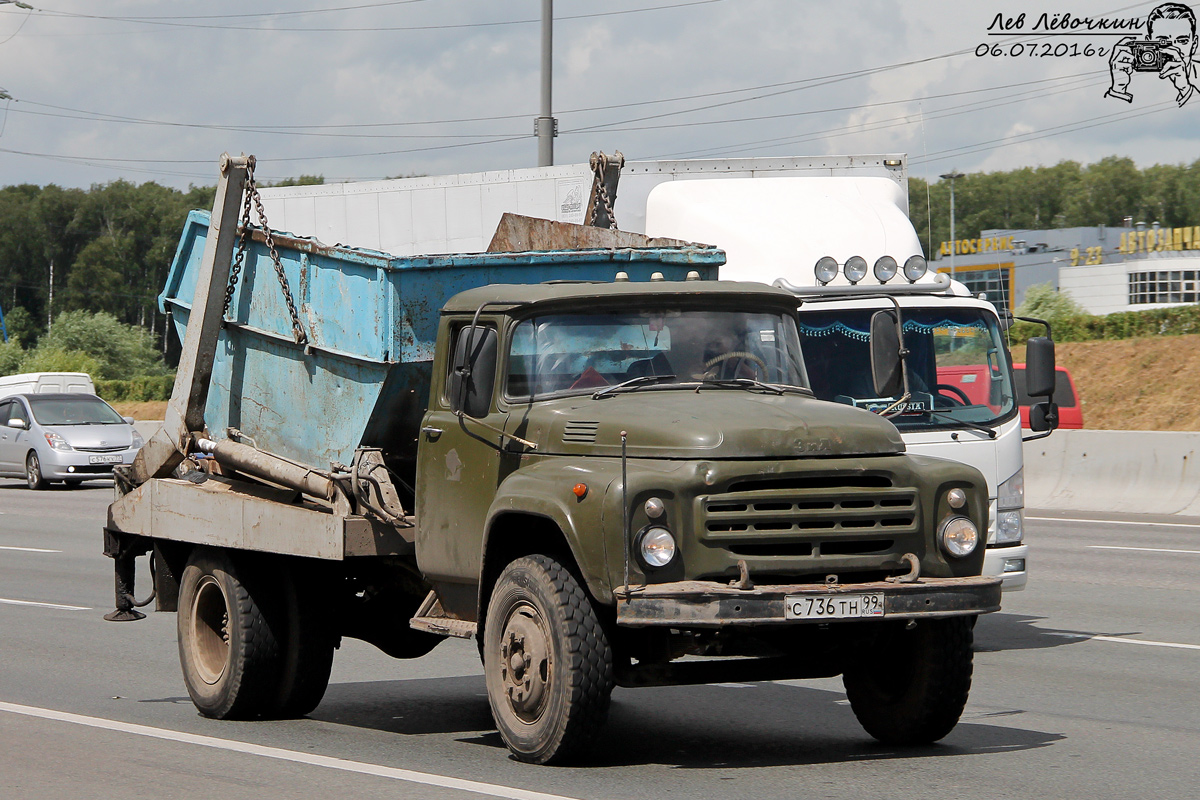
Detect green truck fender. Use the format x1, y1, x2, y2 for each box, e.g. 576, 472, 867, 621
480, 458, 624, 614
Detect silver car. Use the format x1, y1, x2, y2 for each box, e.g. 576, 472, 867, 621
0, 393, 144, 489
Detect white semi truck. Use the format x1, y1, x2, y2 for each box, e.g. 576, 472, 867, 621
260, 154, 1051, 591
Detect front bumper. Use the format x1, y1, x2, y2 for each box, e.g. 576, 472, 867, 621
41, 448, 138, 480
983, 542, 1028, 591
615, 575, 1001, 628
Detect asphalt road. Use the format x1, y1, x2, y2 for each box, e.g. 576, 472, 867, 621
2, 481, 1199, 799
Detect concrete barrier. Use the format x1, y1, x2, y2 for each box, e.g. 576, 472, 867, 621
1024, 430, 1200, 515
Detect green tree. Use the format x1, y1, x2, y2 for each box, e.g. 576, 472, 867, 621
1016, 282, 1085, 325
0, 338, 23, 374
18, 346, 104, 377
1, 305, 40, 344
37, 310, 167, 380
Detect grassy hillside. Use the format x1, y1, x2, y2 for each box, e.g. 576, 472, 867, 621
1013, 335, 1200, 431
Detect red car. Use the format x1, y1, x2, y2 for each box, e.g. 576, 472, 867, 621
1013, 363, 1082, 429
935, 364, 1082, 429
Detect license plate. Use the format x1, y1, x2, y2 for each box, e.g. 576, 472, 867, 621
784, 593, 885, 620
88, 455, 122, 464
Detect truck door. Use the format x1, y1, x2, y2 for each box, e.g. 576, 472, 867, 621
415, 322, 512, 606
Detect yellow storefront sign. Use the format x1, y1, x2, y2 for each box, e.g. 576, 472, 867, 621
1117, 227, 1200, 255
938, 236, 1015, 256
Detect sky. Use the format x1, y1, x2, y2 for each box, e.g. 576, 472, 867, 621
0, 0, 1196, 191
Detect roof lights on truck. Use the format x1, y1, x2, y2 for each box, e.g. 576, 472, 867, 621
843, 256, 868, 284
814, 256, 839, 285
903, 255, 928, 283
873, 255, 898, 283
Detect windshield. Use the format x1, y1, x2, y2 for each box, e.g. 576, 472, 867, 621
799, 307, 1016, 429
28, 395, 126, 426
507, 308, 808, 399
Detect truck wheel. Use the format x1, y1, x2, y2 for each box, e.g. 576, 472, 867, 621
270, 566, 336, 718
25, 452, 47, 490
483, 555, 613, 765
177, 550, 282, 720
842, 617, 974, 745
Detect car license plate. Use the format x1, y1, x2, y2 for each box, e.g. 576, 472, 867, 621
784, 593, 885, 620
88, 454, 122, 465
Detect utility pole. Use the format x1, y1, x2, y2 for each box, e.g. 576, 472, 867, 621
940, 170, 964, 281
535, 0, 556, 166
47, 259, 53, 332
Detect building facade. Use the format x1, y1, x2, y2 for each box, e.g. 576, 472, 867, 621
935, 222, 1200, 315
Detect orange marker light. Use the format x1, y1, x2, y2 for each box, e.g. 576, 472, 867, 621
572, 483, 588, 499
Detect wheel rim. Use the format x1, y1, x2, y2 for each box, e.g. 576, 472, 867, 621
26, 454, 39, 488
190, 575, 231, 685
497, 601, 553, 724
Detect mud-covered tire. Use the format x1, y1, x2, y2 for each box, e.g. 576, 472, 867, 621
483, 555, 613, 765
842, 617, 974, 745
177, 549, 283, 720
25, 452, 47, 490
270, 565, 336, 718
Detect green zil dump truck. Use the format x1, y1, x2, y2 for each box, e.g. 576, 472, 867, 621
104, 155, 999, 764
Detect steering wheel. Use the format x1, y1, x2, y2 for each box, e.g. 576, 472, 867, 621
935, 383, 971, 405
704, 351, 769, 380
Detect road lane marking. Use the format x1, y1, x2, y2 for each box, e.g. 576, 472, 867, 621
0, 598, 90, 611
1050, 633, 1200, 651
1028, 516, 1200, 529
0, 701, 583, 800
1088, 545, 1200, 555
0, 545, 61, 553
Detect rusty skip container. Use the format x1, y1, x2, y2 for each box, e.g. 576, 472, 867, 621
159, 210, 723, 483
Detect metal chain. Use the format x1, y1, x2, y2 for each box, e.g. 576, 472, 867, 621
222, 156, 309, 346
222, 166, 256, 318
589, 152, 618, 230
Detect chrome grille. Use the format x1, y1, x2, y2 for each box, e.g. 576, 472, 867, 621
73, 445, 126, 453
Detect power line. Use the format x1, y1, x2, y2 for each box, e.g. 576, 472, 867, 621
19, 0, 724, 32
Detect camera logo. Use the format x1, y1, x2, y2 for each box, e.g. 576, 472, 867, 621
1106, 2, 1199, 105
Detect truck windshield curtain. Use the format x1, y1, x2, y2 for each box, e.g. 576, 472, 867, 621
507, 309, 808, 399
799, 308, 1016, 429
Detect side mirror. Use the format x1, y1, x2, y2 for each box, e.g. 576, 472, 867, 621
8, 418, 27, 430
122, 416, 135, 426
1029, 401, 1059, 432
1025, 336, 1056, 397
869, 309, 903, 397
448, 326, 498, 418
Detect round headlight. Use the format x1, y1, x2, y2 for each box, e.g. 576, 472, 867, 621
639, 527, 677, 568
843, 256, 868, 284
939, 516, 979, 557
644, 497, 666, 519
873, 255, 898, 283
814, 256, 839, 284
903, 254, 928, 282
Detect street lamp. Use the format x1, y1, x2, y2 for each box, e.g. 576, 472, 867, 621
0, 2, 34, 8
940, 170, 965, 281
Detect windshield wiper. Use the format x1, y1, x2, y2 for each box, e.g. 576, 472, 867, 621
696, 377, 789, 395
916, 409, 998, 439
593, 374, 677, 399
